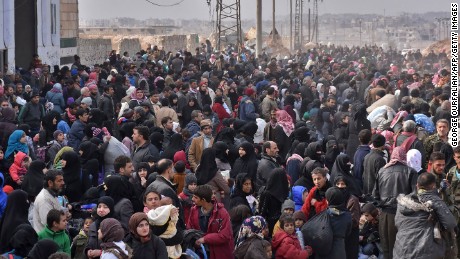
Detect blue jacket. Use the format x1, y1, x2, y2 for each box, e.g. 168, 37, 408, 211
185, 120, 200, 138
239, 96, 257, 122
291, 185, 307, 211
0, 174, 6, 219
68, 120, 86, 151
353, 145, 371, 190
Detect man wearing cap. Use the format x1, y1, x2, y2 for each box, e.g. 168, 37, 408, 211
362, 134, 387, 195
239, 87, 259, 122
18, 89, 45, 136
260, 87, 278, 121
188, 119, 214, 172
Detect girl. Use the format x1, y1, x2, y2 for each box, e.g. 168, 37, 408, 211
99, 218, 132, 258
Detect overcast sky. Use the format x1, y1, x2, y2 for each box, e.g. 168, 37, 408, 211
79, 0, 452, 21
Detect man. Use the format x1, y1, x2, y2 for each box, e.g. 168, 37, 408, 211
188, 119, 214, 172
88, 84, 100, 108
155, 98, 178, 128
260, 87, 278, 121
139, 101, 156, 125
146, 159, 185, 229
75, 87, 90, 105
33, 170, 65, 232
256, 141, 280, 193
353, 129, 372, 191
184, 110, 203, 138
161, 116, 175, 150
131, 126, 160, 168
18, 90, 44, 136
316, 96, 336, 140
68, 109, 88, 151
373, 146, 418, 259
429, 152, 447, 198
424, 119, 450, 162
239, 88, 259, 122
187, 184, 234, 259
37, 209, 71, 254
362, 134, 387, 195
176, 83, 190, 117
395, 120, 426, 165
263, 109, 278, 141
113, 155, 143, 212
98, 85, 115, 122
171, 53, 183, 74
393, 173, 456, 259
148, 91, 162, 115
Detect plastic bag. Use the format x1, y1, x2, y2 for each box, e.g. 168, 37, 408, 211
301, 209, 333, 256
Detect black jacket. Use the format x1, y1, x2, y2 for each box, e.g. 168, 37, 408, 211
125, 233, 168, 259
98, 93, 115, 120
362, 149, 386, 195
255, 155, 279, 193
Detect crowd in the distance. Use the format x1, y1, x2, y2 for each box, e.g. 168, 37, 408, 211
0, 41, 456, 259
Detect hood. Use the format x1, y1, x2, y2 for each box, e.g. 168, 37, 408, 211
291, 185, 307, 207
272, 230, 291, 249
13, 151, 27, 166
0, 173, 4, 188
396, 193, 431, 216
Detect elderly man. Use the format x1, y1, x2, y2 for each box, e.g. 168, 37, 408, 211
424, 119, 450, 163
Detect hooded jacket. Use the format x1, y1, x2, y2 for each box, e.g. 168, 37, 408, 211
9, 151, 28, 184
37, 225, 71, 254
272, 230, 309, 259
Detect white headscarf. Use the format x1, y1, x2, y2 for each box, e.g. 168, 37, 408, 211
407, 149, 422, 172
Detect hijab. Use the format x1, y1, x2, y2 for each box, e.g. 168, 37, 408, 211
5, 130, 28, 159
326, 187, 345, 209
331, 154, 352, 178
235, 216, 267, 248
304, 141, 322, 161
0, 190, 30, 253
79, 141, 99, 164
0, 107, 15, 123
232, 173, 253, 198
128, 212, 151, 242
384, 146, 407, 168
407, 149, 423, 172
21, 160, 46, 198
61, 151, 81, 180
104, 175, 132, 204
95, 196, 115, 230
100, 218, 125, 247
161, 133, 183, 159
325, 139, 340, 170
6, 224, 38, 257
334, 176, 351, 207
275, 110, 294, 137
266, 168, 289, 203
150, 132, 164, 151
26, 239, 59, 259
196, 148, 219, 185
213, 141, 229, 163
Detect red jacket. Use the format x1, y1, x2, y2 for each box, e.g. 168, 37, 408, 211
9, 151, 28, 183
272, 230, 309, 259
212, 103, 230, 133
301, 186, 328, 220
179, 191, 192, 225
187, 202, 234, 259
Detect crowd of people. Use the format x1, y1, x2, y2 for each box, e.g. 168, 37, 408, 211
0, 41, 456, 259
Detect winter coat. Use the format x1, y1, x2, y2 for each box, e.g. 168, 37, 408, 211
353, 145, 371, 192
239, 96, 257, 122
33, 188, 62, 232
187, 202, 234, 259
234, 236, 270, 259
68, 120, 86, 151
37, 226, 71, 254
316, 208, 352, 259
255, 155, 279, 193
362, 149, 386, 195
124, 233, 168, 259
301, 186, 329, 220
271, 230, 309, 259
46, 91, 66, 113
131, 141, 160, 169
9, 151, 27, 184
114, 198, 134, 235
206, 171, 230, 203
393, 191, 457, 259
188, 134, 214, 172
291, 185, 307, 211
98, 93, 115, 120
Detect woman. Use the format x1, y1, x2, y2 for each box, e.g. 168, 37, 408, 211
168, 93, 180, 114
180, 97, 201, 127
346, 102, 371, 159
407, 149, 425, 174
46, 83, 66, 113
160, 133, 183, 160
79, 141, 100, 188
27, 239, 59, 259
195, 148, 230, 203
104, 175, 134, 234
334, 176, 360, 259
0, 190, 30, 253
213, 141, 231, 172
329, 154, 361, 197
86, 196, 115, 258
230, 142, 258, 182
126, 212, 168, 259
130, 162, 150, 201
61, 151, 83, 203
229, 205, 252, 246
99, 218, 133, 258
4, 130, 28, 161
39, 111, 61, 147
234, 216, 270, 259
273, 110, 294, 161
1, 224, 38, 258
258, 168, 289, 235
324, 139, 340, 171
230, 174, 255, 211
212, 96, 231, 133
129, 88, 147, 109
21, 160, 47, 200
0, 107, 17, 149
286, 141, 306, 185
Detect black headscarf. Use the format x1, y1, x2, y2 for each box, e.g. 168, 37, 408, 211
41, 111, 61, 144
266, 168, 289, 203
149, 132, 164, 151
95, 196, 115, 230
293, 126, 310, 143
334, 176, 351, 206
161, 133, 183, 160
230, 142, 258, 180
325, 139, 340, 170
79, 141, 99, 165
0, 190, 30, 253
196, 148, 219, 185
6, 224, 38, 257
21, 160, 46, 198
27, 239, 59, 259
61, 151, 83, 202
304, 141, 323, 161
213, 141, 229, 163
104, 175, 133, 204
330, 153, 361, 197
232, 173, 252, 198
215, 127, 236, 146
326, 187, 345, 209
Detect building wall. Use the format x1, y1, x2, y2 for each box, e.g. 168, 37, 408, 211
36, 0, 61, 68
1, 0, 15, 73
78, 38, 112, 66
60, 0, 79, 66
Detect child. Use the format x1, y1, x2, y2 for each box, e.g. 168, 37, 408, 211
272, 199, 295, 237
71, 217, 93, 259
359, 203, 381, 259
147, 204, 182, 258
179, 173, 197, 221
173, 160, 187, 194
9, 151, 30, 187
293, 210, 307, 230
272, 215, 312, 259
38, 209, 71, 255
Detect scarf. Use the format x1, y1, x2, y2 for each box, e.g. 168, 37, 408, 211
407, 149, 422, 172
276, 110, 294, 137
384, 146, 407, 168
5, 130, 29, 159
235, 216, 267, 248
66, 108, 76, 122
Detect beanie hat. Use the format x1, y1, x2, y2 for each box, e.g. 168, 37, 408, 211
361, 202, 379, 218
53, 130, 63, 140
81, 97, 92, 106
281, 199, 295, 212
185, 173, 197, 186
245, 87, 255, 96
293, 210, 307, 222
67, 97, 75, 106
3, 185, 14, 195
371, 134, 386, 148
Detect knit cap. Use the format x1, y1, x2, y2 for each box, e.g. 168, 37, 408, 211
53, 130, 63, 140
81, 97, 92, 106
293, 210, 307, 222
185, 173, 197, 186
281, 199, 295, 212
361, 202, 379, 218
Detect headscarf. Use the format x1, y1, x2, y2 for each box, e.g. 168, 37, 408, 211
0, 190, 30, 252
79, 141, 99, 164
21, 161, 47, 197
95, 196, 115, 230
53, 146, 74, 167
6, 224, 38, 257
331, 154, 352, 178
232, 173, 252, 199
334, 176, 351, 207
50, 83, 62, 93
384, 146, 407, 168
276, 110, 294, 137
0, 107, 15, 123
325, 139, 340, 170
104, 175, 133, 204
100, 218, 125, 246
150, 132, 164, 151
26, 239, 59, 259
5, 130, 28, 159
266, 168, 289, 203
326, 187, 345, 209
161, 133, 183, 160
129, 212, 150, 242
304, 141, 322, 161
213, 141, 229, 163
390, 111, 408, 128
406, 149, 422, 172
196, 148, 219, 185
235, 216, 267, 248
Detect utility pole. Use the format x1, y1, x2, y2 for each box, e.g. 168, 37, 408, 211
272, 0, 276, 40
215, 0, 242, 52
359, 19, 362, 46
290, 0, 293, 52
256, 0, 262, 56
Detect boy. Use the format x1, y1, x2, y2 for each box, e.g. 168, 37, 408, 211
272, 214, 312, 258
359, 203, 381, 258
272, 199, 295, 237
71, 217, 93, 259
38, 209, 71, 254
179, 173, 197, 221
293, 210, 307, 230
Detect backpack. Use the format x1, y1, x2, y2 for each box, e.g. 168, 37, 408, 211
301, 209, 333, 256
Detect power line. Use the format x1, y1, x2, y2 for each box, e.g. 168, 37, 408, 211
144, 0, 185, 7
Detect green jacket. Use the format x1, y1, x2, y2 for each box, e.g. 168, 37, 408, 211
37, 225, 71, 255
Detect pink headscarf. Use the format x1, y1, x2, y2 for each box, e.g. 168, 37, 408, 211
275, 110, 294, 137
380, 130, 395, 154
384, 146, 407, 168
390, 111, 409, 128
